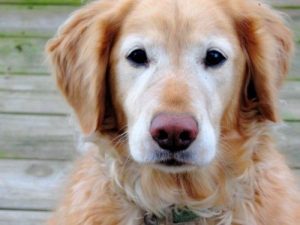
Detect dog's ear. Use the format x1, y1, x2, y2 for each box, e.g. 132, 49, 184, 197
235, 2, 294, 122
46, 0, 134, 135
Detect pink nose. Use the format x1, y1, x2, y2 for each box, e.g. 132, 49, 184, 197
150, 114, 198, 152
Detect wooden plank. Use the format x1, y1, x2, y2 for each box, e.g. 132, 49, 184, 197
0, 114, 76, 160
277, 122, 300, 168
0, 5, 77, 37
0, 37, 48, 75
293, 169, 300, 187
0, 75, 56, 92
0, 90, 70, 115
283, 10, 300, 78
0, 159, 72, 211
0, 0, 294, 7
270, 0, 300, 7
1, 5, 298, 38
0, 210, 51, 225
0, 0, 84, 5
280, 98, 300, 120
280, 81, 300, 120
0, 75, 69, 115
289, 49, 300, 79
0, 4, 298, 39
277, 10, 300, 78
281, 9, 300, 41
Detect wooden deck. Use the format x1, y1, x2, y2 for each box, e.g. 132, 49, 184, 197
0, 0, 299, 224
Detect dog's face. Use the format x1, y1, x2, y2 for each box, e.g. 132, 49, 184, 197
47, 0, 293, 173
111, 0, 243, 172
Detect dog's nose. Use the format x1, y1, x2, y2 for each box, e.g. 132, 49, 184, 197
150, 114, 198, 152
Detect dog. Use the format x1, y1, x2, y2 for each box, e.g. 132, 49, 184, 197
46, 0, 300, 224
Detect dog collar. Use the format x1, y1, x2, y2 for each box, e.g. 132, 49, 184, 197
144, 207, 200, 225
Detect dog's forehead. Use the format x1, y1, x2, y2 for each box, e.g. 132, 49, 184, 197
120, 0, 235, 44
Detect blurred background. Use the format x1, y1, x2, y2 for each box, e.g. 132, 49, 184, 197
0, 0, 299, 224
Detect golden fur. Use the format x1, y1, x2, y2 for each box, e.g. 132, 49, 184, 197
46, 0, 300, 224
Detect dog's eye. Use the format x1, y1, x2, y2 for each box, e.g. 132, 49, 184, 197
127, 49, 149, 66
204, 50, 226, 68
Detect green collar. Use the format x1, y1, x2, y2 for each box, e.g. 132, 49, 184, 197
144, 207, 199, 225
172, 208, 199, 224
171, 208, 199, 224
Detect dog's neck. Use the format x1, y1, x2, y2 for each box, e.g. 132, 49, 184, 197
91, 124, 274, 224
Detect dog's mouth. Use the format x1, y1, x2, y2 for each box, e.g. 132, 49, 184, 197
151, 149, 195, 169
153, 155, 196, 173
159, 159, 185, 166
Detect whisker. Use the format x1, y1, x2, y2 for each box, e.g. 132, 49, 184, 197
112, 131, 128, 148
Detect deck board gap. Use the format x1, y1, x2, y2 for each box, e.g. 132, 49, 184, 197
0, 208, 52, 212
0, 111, 68, 117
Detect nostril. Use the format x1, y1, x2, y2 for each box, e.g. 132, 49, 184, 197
179, 131, 191, 142
157, 129, 168, 141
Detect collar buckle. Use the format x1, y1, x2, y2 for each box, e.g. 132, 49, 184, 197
144, 214, 159, 225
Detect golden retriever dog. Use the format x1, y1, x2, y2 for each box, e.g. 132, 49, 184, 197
46, 0, 300, 224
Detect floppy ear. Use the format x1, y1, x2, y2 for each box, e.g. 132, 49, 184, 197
46, 0, 134, 135
235, 2, 294, 122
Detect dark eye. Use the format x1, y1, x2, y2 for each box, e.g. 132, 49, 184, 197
204, 50, 226, 68
127, 49, 149, 66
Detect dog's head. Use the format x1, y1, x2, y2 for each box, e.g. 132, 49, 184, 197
47, 0, 293, 173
